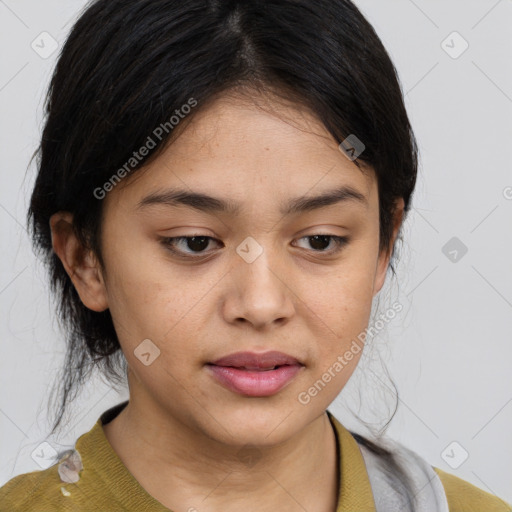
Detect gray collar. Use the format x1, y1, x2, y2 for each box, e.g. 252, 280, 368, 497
357, 439, 450, 512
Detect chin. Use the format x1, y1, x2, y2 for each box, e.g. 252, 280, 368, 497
199, 402, 313, 446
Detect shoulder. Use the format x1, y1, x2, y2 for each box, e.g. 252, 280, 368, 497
0, 464, 75, 512
0, 447, 89, 512
347, 424, 511, 512
433, 467, 512, 512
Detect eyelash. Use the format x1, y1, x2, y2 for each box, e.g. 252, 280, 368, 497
160, 234, 349, 259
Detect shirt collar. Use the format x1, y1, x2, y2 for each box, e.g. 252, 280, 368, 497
327, 410, 376, 511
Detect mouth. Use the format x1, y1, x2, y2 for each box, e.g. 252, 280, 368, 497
231, 365, 281, 371
205, 351, 304, 397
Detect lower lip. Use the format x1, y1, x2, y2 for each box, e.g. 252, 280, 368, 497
206, 364, 303, 397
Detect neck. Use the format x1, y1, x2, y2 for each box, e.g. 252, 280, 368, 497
103, 398, 339, 512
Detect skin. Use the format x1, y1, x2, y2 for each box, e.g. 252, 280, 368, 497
50, 90, 404, 512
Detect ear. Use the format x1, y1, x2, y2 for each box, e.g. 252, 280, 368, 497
49, 211, 109, 312
373, 197, 405, 297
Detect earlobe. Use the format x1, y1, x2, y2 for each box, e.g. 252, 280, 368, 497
372, 197, 405, 296
49, 211, 109, 312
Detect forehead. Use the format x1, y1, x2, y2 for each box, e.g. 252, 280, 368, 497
105, 91, 376, 215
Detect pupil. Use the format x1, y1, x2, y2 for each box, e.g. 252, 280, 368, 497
188, 237, 209, 251
310, 235, 330, 251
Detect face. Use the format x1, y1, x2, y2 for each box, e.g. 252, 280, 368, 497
52, 91, 403, 448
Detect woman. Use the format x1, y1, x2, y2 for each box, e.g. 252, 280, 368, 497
1, 0, 510, 510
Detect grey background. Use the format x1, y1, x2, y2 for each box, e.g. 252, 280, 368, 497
1, 0, 511, 504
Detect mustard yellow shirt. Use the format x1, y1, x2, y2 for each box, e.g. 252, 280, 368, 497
1, 402, 510, 511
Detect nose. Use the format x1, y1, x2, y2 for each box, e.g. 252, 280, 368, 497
222, 244, 295, 330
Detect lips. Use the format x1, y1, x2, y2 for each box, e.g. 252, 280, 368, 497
206, 351, 304, 397
209, 350, 302, 370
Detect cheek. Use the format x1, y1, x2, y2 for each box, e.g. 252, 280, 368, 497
308, 241, 378, 361
100, 238, 167, 339
102, 242, 213, 364
316, 244, 377, 316
303, 274, 373, 406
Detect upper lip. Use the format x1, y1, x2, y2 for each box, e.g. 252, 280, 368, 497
209, 351, 303, 369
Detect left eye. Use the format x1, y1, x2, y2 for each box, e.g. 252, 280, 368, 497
160, 234, 348, 257
293, 235, 348, 253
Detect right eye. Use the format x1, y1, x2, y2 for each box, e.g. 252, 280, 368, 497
160, 236, 222, 258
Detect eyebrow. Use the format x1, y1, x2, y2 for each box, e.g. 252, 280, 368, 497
136, 185, 368, 216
